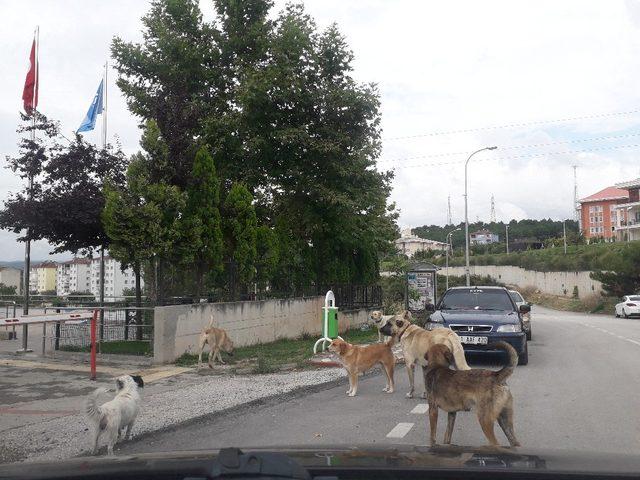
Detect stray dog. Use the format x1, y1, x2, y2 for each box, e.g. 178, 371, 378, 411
370, 310, 394, 342
380, 311, 470, 398
425, 341, 520, 447
328, 338, 395, 397
85, 374, 144, 455
197, 315, 234, 368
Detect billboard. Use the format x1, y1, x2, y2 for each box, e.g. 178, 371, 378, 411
407, 270, 436, 311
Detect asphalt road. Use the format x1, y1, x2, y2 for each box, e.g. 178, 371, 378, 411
120, 306, 640, 455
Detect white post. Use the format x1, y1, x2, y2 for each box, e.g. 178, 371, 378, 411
563, 221, 567, 254
313, 290, 342, 354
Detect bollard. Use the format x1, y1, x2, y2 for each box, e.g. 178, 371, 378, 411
90, 309, 98, 381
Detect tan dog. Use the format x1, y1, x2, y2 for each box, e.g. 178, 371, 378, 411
197, 315, 234, 368
328, 338, 395, 397
425, 341, 520, 447
380, 311, 470, 398
369, 310, 394, 342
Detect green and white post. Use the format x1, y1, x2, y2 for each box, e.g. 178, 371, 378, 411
313, 290, 342, 354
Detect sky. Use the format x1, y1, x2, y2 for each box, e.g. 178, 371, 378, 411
1, 0, 640, 261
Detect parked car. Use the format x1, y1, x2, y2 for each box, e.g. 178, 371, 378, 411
509, 289, 532, 340
426, 286, 530, 365
615, 295, 640, 318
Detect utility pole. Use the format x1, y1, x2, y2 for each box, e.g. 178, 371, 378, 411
490, 195, 496, 223
505, 224, 510, 254
572, 165, 579, 222
445, 227, 461, 290
447, 195, 452, 226
563, 220, 567, 254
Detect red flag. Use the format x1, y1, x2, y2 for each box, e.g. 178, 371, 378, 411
22, 36, 38, 114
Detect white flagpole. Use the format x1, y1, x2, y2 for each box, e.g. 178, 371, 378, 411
102, 61, 107, 149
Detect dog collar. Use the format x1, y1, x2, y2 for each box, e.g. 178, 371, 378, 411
398, 327, 408, 341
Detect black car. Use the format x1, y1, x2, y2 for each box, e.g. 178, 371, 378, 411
426, 286, 530, 365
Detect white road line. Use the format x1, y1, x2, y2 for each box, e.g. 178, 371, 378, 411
410, 404, 429, 414
386, 422, 415, 439
581, 323, 640, 348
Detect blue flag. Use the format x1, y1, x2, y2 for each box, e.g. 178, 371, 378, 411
77, 79, 104, 133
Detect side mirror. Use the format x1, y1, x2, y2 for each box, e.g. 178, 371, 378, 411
425, 303, 436, 312
519, 304, 531, 313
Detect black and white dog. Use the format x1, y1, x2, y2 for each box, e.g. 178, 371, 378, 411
85, 374, 144, 455
370, 310, 395, 343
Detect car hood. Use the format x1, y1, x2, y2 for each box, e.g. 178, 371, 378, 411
2, 445, 640, 478
431, 310, 519, 324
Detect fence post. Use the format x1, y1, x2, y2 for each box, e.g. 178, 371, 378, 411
124, 307, 129, 341
54, 308, 60, 351
90, 309, 98, 381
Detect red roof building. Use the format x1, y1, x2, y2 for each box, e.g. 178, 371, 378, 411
577, 186, 629, 241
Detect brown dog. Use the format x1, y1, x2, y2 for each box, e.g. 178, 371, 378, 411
197, 315, 234, 369
424, 341, 520, 447
328, 338, 395, 397
380, 311, 471, 398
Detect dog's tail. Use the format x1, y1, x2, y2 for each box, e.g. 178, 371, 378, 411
493, 341, 518, 383
207, 314, 215, 329
449, 338, 471, 370
384, 335, 396, 347
85, 387, 107, 420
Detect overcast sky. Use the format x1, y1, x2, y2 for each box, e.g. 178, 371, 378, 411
2, 0, 640, 261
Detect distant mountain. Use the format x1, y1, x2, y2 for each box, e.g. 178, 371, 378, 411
0, 260, 48, 270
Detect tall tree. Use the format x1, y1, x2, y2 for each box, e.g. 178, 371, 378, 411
255, 225, 279, 295
183, 146, 224, 296
223, 183, 257, 299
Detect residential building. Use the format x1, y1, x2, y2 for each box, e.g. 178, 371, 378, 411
0, 267, 22, 294
613, 178, 640, 242
470, 230, 500, 245
56, 258, 91, 296
394, 228, 448, 257
577, 186, 629, 241
34, 261, 57, 293
90, 256, 144, 301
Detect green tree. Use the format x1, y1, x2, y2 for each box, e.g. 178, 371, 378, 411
183, 147, 224, 297
0, 283, 17, 296
591, 243, 640, 297
224, 183, 257, 298
255, 225, 279, 295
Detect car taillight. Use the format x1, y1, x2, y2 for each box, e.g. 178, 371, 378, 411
627, 303, 637, 307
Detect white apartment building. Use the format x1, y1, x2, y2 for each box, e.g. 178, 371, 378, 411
395, 228, 448, 257
56, 258, 92, 296
0, 267, 22, 294
90, 256, 143, 301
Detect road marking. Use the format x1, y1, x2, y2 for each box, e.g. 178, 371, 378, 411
581, 323, 640, 348
410, 403, 429, 414
386, 422, 414, 439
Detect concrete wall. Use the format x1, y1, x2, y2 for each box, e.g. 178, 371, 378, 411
154, 297, 377, 364
445, 265, 603, 297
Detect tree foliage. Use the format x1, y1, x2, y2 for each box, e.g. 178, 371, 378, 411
590, 243, 640, 297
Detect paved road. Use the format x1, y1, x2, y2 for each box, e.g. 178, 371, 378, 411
120, 306, 640, 455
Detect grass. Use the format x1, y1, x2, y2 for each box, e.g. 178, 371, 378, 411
59, 340, 152, 356
523, 288, 618, 315
174, 327, 379, 372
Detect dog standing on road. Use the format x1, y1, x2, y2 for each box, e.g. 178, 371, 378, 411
197, 315, 234, 368
380, 311, 470, 398
425, 341, 520, 447
328, 338, 395, 397
369, 310, 394, 342
85, 374, 144, 455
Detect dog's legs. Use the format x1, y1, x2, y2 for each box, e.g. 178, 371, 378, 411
477, 411, 500, 446
444, 412, 457, 444
406, 361, 416, 398
197, 337, 205, 369
124, 421, 135, 441
428, 404, 438, 446
107, 427, 119, 456
348, 372, 358, 397
216, 348, 226, 364
346, 371, 354, 395
91, 428, 100, 455
382, 361, 395, 393
497, 402, 521, 447
420, 365, 429, 399
207, 347, 215, 368
378, 330, 382, 343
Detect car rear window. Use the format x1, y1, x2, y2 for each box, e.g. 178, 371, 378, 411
509, 291, 524, 303
441, 288, 515, 311
629, 296, 640, 301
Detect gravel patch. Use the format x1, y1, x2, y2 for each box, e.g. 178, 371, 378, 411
1, 368, 346, 464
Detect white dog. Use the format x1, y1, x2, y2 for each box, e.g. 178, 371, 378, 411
369, 310, 395, 343
85, 374, 144, 455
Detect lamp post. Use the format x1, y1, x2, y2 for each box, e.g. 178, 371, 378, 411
505, 224, 510, 254
445, 227, 461, 290
563, 220, 567, 254
627, 206, 633, 243
464, 146, 498, 286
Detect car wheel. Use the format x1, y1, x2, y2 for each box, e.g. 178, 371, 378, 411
615, 311, 620, 318
518, 341, 529, 366
526, 328, 532, 341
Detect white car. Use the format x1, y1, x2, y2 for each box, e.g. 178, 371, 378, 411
509, 289, 532, 340
615, 295, 640, 318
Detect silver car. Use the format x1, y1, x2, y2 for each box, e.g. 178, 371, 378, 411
509, 290, 532, 340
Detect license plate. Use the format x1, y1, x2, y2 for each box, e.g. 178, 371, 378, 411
459, 335, 488, 345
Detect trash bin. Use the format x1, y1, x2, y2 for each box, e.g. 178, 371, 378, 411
324, 306, 339, 338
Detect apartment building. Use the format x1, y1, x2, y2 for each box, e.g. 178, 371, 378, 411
577, 186, 629, 241
0, 267, 22, 294
90, 256, 143, 301
56, 258, 91, 296
613, 178, 640, 242
395, 228, 448, 257
470, 229, 500, 245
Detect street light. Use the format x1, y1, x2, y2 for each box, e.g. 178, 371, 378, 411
505, 224, 510, 254
464, 146, 498, 286
627, 206, 633, 243
563, 220, 567, 254
445, 227, 461, 290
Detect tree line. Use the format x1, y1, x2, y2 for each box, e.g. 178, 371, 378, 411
0, 0, 398, 304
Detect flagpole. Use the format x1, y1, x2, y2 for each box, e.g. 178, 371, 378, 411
21, 25, 38, 353
98, 61, 108, 345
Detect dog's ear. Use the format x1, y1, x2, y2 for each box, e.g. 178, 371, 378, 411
116, 378, 124, 390
395, 319, 404, 328
403, 311, 412, 320
444, 349, 455, 365
130, 375, 144, 388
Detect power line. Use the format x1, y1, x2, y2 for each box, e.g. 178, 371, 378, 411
379, 131, 640, 163
381, 142, 640, 170
384, 108, 640, 141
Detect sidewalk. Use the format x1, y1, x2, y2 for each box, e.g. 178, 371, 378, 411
0, 348, 346, 464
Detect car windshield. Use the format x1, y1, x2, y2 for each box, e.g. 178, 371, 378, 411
441, 289, 515, 311
509, 291, 525, 303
